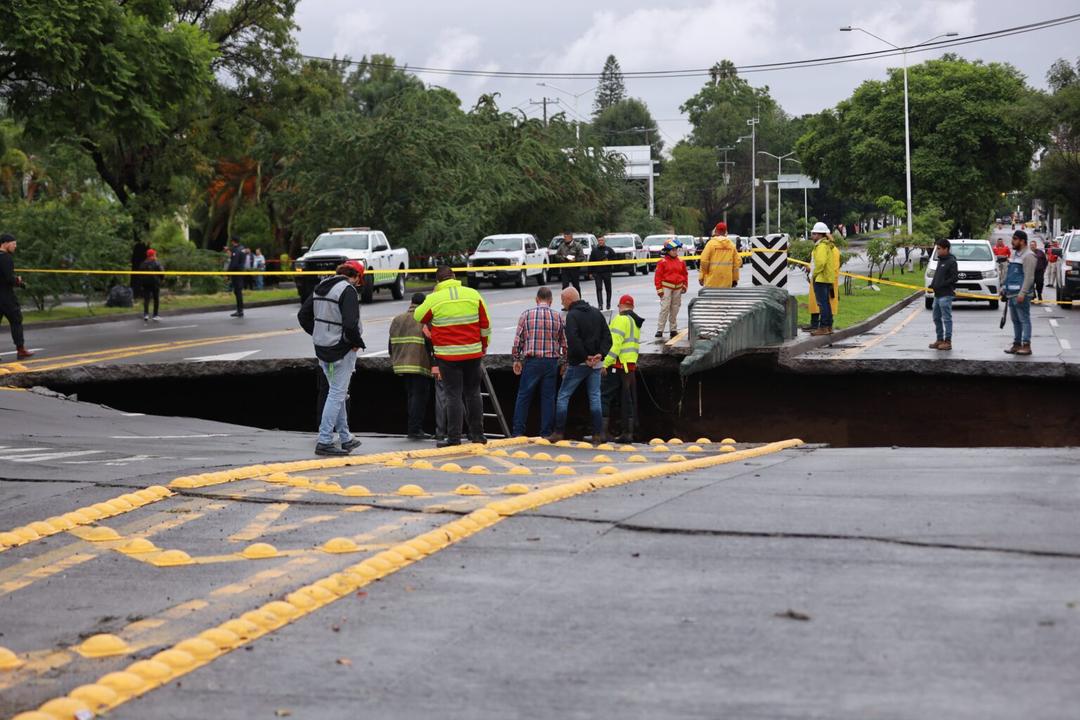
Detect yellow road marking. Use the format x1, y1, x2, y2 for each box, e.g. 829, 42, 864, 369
0, 553, 96, 595
838, 305, 924, 359
228, 503, 291, 542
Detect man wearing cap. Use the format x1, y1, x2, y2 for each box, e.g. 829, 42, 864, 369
1002, 230, 1037, 356
0, 233, 32, 359
138, 248, 165, 322
298, 260, 367, 455
227, 235, 247, 318
510, 285, 567, 437
389, 293, 434, 440
603, 294, 644, 442
653, 239, 688, 339
698, 222, 741, 289
809, 222, 838, 336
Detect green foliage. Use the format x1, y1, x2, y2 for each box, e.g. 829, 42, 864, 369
231, 205, 273, 252
1031, 59, 1080, 226
590, 99, 662, 156
670, 206, 704, 235
614, 204, 668, 238
594, 55, 626, 116
865, 236, 895, 280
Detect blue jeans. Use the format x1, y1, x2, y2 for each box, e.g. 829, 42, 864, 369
317, 350, 356, 445
813, 282, 834, 328
932, 296, 954, 341
1009, 295, 1032, 345
512, 357, 559, 436
554, 364, 603, 436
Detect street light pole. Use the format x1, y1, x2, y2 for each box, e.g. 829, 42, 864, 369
536, 82, 598, 141
839, 27, 959, 236
748, 117, 759, 236
759, 150, 797, 231
716, 146, 735, 227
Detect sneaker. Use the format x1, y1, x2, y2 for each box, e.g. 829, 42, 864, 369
407, 432, 434, 441
1015, 343, 1032, 356
143, 314, 149, 322
341, 438, 363, 452
15, 347, 34, 360
152, 316, 161, 322
937, 340, 952, 351
436, 439, 461, 448
433, 436, 447, 445
230, 311, 244, 318
314, 442, 349, 456
468, 435, 488, 445
928, 340, 943, 349
1004, 344, 1019, 354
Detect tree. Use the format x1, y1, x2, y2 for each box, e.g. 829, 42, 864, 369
1031, 58, 1080, 226
593, 55, 626, 116
590, 99, 663, 156
798, 55, 1047, 236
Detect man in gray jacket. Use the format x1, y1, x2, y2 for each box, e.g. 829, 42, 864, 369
1002, 230, 1037, 356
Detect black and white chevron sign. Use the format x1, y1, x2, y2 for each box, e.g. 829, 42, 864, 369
750, 234, 790, 287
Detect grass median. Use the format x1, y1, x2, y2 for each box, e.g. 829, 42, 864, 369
795, 265, 925, 330
21, 287, 298, 325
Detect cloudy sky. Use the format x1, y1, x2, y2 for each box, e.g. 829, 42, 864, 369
294, 0, 1078, 150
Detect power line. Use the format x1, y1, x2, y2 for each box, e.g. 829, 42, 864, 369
299, 13, 1080, 80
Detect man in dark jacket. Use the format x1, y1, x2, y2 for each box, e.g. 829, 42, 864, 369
139, 249, 165, 321
928, 239, 958, 351
0, 233, 32, 359
589, 235, 617, 310
1031, 239, 1048, 301
298, 261, 366, 456
227, 235, 246, 318
549, 287, 612, 444
553, 232, 583, 294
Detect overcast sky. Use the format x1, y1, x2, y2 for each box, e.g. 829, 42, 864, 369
294, 0, 1078, 150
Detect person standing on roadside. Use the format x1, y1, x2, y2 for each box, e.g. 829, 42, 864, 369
253, 248, 266, 290
602, 294, 644, 443
698, 222, 741, 289
389, 293, 434, 441
809, 222, 838, 336
414, 265, 491, 447
1003, 230, 1037, 356
1046, 238, 1060, 294
510, 286, 567, 437
227, 235, 246, 318
554, 232, 583, 294
0, 233, 32, 359
653, 239, 688, 339
298, 261, 367, 456
1031, 239, 1047, 302
589, 235, 616, 310
139, 249, 165, 322
548, 287, 611, 444
928, 239, 958, 351
806, 226, 840, 333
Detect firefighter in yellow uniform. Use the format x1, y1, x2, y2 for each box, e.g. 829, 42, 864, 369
807, 226, 840, 332
809, 222, 839, 336
698, 221, 742, 288
602, 294, 644, 443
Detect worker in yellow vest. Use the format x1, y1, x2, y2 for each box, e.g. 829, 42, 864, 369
602, 294, 644, 443
807, 223, 840, 332
809, 222, 839, 336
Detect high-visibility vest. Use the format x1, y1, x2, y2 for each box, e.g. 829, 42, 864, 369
413, 279, 491, 361
389, 306, 431, 376
312, 279, 358, 350
604, 312, 641, 370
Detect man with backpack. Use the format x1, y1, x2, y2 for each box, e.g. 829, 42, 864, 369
298, 261, 367, 456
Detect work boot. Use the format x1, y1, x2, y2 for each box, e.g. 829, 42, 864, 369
937, 340, 952, 351
928, 340, 943, 349
1004, 343, 1020, 354
341, 438, 363, 452
595, 419, 610, 446
654, 330, 663, 339
314, 443, 349, 456
669, 330, 678, 339
16, 347, 34, 359
1015, 343, 1032, 356
437, 438, 461, 448
467, 434, 488, 445
546, 431, 564, 443
809, 327, 833, 337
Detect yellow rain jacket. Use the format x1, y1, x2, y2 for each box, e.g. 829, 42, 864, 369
808, 242, 840, 315
604, 312, 641, 371
699, 236, 742, 288
811, 238, 838, 284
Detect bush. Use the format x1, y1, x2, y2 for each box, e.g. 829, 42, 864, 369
231, 205, 273, 254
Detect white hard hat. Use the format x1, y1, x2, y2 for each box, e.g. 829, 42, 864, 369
811, 222, 831, 235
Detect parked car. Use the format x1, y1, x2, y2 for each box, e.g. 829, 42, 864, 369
548, 233, 597, 281
466, 234, 548, 288
601, 233, 649, 275
923, 238, 999, 310
644, 234, 694, 268
295, 228, 409, 304
1055, 229, 1080, 309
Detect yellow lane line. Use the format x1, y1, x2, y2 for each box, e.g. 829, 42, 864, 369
0, 553, 96, 596
837, 305, 924, 359
228, 503, 291, 542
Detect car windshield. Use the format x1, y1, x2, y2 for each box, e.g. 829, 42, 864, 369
952, 244, 993, 261
604, 236, 635, 248
644, 235, 673, 246
311, 233, 369, 252
476, 237, 523, 252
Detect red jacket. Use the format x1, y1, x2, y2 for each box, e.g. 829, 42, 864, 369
654, 255, 688, 292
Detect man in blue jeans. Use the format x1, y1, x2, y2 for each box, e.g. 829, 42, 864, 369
1002, 230, 1037, 356
548, 287, 611, 444
511, 286, 567, 436
928, 238, 958, 351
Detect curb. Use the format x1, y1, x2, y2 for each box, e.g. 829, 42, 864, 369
779, 290, 922, 360
23, 297, 301, 330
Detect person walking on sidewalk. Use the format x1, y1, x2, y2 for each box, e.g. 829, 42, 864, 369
414, 265, 492, 447
548, 288, 611, 444
589, 235, 616, 310
510, 286, 567, 437
554, 232, 584, 294
928, 239, 958, 351
0, 233, 32, 359
298, 261, 367, 456
139, 249, 165, 322
1002, 230, 1037, 356
1031, 239, 1047, 302
227, 235, 247, 318
809, 222, 839, 336
602, 294, 644, 443
698, 222, 741, 289
389, 293, 434, 441
654, 239, 688, 339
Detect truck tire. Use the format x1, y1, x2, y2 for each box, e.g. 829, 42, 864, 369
536, 265, 547, 285
989, 300, 999, 310
391, 269, 405, 300
515, 269, 526, 288
629, 262, 637, 276
1061, 289, 1073, 309
360, 275, 374, 304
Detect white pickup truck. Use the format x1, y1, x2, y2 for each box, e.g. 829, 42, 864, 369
295, 228, 410, 304
466, 234, 549, 288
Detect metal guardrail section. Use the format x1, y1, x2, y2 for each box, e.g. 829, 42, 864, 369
681, 287, 798, 376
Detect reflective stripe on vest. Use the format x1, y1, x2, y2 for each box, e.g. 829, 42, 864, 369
437, 342, 483, 356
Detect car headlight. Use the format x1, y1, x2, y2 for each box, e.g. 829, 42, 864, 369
982, 270, 998, 278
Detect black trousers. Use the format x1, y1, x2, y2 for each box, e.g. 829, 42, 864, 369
561, 267, 581, 294
1034, 272, 1045, 301
402, 374, 432, 435
231, 276, 244, 313
601, 367, 638, 437
0, 294, 24, 349
142, 287, 160, 316
437, 357, 483, 443
594, 274, 612, 309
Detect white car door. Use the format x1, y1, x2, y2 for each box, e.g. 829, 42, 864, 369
371, 232, 391, 283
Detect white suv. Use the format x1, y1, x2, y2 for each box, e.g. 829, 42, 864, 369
466, 234, 548, 288
1055, 230, 1080, 309
602, 233, 649, 275
924, 238, 999, 310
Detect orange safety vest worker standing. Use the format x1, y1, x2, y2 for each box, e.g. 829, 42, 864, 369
698, 221, 742, 288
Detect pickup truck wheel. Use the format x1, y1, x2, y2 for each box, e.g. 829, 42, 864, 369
536, 266, 547, 285
989, 299, 999, 310
1060, 290, 1073, 309
391, 270, 405, 300
515, 269, 526, 288
360, 275, 374, 304
629, 262, 637, 276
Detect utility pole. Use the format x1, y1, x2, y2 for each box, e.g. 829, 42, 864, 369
716, 146, 735, 228
529, 97, 561, 126
747, 116, 759, 236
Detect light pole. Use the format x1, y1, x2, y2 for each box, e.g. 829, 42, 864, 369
758, 151, 797, 231
840, 27, 958, 236
736, 116, 760, 235
716, 146, 735, 227
536, 82, 598, 141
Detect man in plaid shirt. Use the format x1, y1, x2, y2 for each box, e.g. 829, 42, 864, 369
511, 286, 567, 436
